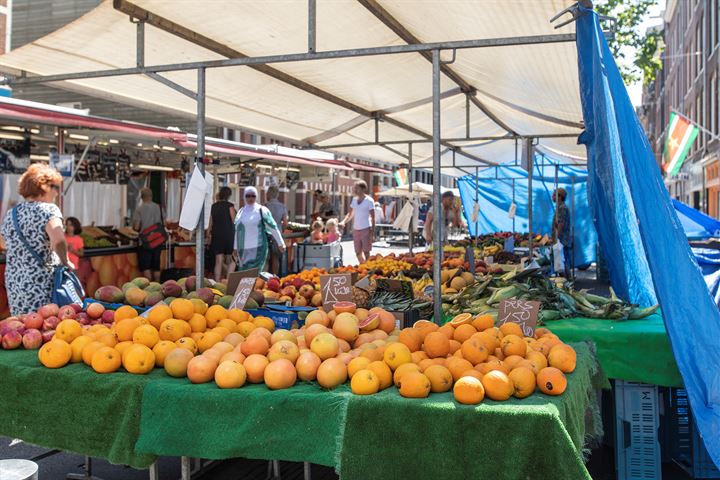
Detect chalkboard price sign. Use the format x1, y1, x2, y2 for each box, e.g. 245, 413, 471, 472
497, 299, 540, 337
229, 277, 257, 311
320, 274, 353, 312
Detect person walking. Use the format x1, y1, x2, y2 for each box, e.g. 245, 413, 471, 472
132, 187, 164, 281
552, 187, 572, 278
64, 217, 84, 270
234, 186, 285, 271
424, 191, 461, 245
0, 164, 71, 315
265, 185, 288, 275
207, 186, 237, 281
340, 181, 375, 264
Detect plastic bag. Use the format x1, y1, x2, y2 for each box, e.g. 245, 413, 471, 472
552, 240, 565, 273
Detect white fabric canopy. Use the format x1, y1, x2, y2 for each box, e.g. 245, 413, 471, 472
0, 0, 587, 175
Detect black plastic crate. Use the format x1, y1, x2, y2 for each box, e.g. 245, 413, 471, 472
664, 387, 720, 479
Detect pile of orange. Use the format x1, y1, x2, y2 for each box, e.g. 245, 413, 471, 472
280, 268, 326, 288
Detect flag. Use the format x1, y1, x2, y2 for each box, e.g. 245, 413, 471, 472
663, 112, 699, 176
394, 168, 408, 186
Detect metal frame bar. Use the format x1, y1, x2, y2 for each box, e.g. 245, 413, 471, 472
307, 0, 316, 53
195, 68, 206, 285
432, 50, 442, 323
319, 133, 580, 149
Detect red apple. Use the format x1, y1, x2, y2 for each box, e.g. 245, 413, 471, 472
86, 302, 105, 319
22, 329, 42, 349
76, 313, 90, 325
2, 331, 22, 349
38, 303, 59, 319
0, 320, 24, 337
101, 310, 115, 324
57, 305, 76, 320
70, 304, 83, 314
23, 313, 44, 330
41, 330, 55, 343
43, 316, 60, 331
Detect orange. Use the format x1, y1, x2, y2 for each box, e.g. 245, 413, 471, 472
398, 371, 431, 398
472, 314, 495, 331
503, 355, 525, 370
482, 370, 514, 401
214, 360, 247, 388
412, 319, 439, 340
114, 305, 139, 322
424, 364, 453, 393
423, 332, 451, 359
91, 346, 121, 374
347, 357, 372, 378
548, 344, 577, 373
115, 317, 143, 342
448, 339, 462, 355
383, 343, 412, 370
169, 298, 195, 321
240, 335, 270, 356
536, 367, 567, 395
393, 363, 421, 388
453, 324, 477, 343
476, 359, 510, 376
417, 358, 435, 372
500, 334, 527, 357
461, 369, 484, 382
147, 304, 173, 330
449, 312, 472, 327
508, 367, 536, 398
398, 328, 422, 352
253, 316, 275, 332
176, 337, 198, 354
159, 319, 187, 342
198, 331, 224, 353
411, 351, 429, 364
360, 348, 383, 362
228, 308, 249, 323
525, 351, 548, 373
472, 331, 497, 354
445, 357, 474, 383
70, 336, 93, 363
188, 313, 207, 333
122, 344, 156, 374
351, 369, 380, 395
81, 340, 106, 366
454, 376, 485, 404
97, 332, 118, 348
189, 298, 208, 315
437, 323, 455, 340
367, 361, 393, 390
152, 340, 178, 367
212, 326, 232, 339
55, 319, 82, 343
217, 319, 237, 334
237, 321, 256, 337
461, 338, 489, 365
133, 324, 160, 348
499, 322, 523, 337
38, 339, 72, 368
534, 327, 552, 339
205, 305, 228, 327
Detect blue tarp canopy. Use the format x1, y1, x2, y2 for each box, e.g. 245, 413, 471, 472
672, 199, 720, 239
456, 156, 596, 267
576, 7, 720, 466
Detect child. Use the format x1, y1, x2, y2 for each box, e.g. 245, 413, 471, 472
324, 218, 340, 244
64, 217, 84, 269
310, 218, 324, 244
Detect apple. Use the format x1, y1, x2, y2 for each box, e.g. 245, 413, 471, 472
70, 303, 83, 314
23, 313, 44, 330
0, 320, 24, 337
38, 303, 59, 319
76, 313, 90, 325
101, 310, 115, 324
22, 329, 42, 349
43, 316, 60, 331
2, 331, 22, 349
41, 330, 55, 343
57, 305, 77, 320
86, 302, 105, 319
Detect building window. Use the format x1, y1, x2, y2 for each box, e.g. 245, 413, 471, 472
712, 0, 719, 49
711, 73, 718, 136
696, 95, 704, 149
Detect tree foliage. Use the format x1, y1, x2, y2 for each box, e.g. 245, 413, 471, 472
595, 0, 664, 85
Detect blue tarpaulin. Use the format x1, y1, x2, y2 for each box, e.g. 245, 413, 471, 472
673, 199, 720, 239
456, 156, 597, 268
576, 7, 720, 466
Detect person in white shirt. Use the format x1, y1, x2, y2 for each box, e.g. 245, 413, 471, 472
341, 180, 375, 264
374, 202, 385, 224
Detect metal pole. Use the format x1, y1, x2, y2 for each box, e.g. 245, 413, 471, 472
526, 139, 534, 258
465, 93, 471, 139
512, 178, 516, 232
308, 0, 316, 53
571, 176, 575, 281
136, 21, 145, 68
474, 166, 479, 247
432, 50, 442, 324
196, 67, 206, 284
408, 143, 414, 254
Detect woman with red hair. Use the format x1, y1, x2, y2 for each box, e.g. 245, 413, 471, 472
1, 164, 72, 315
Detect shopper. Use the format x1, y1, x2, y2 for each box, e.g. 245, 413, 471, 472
424, 191, 461, 245
265, 185, 288, 276
552, 187, 572, 278
207, 186, 237, 281
132, 187, 164, 282
374, 202, 385, 224
234, 186, 285, 271
0, 164, 71, 315
340, 181, 375, 264
312, 193, 335, 221
64, 217, 84, 270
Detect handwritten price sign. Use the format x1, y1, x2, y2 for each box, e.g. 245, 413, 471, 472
498, 299, 540, 337
229, 277, 257, 311
320, 274, 353, 312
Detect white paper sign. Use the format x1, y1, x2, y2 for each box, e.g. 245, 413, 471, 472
179, 165, 208, 230
204, 170, 214, 229
508, 202, 517, 219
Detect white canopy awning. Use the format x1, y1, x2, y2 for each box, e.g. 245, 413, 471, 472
0, 0, 588, 176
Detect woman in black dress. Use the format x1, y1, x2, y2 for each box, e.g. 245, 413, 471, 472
207, 186, 236, 280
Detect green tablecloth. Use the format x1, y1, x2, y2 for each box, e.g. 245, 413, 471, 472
0, 343, 604, 479
546, 313, 682, 387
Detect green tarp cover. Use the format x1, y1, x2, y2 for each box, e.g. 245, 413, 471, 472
0, 343, 603, 479
546, 313, 682, 387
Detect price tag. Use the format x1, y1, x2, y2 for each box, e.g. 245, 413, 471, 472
226, 268, 259, 296
229, 277, 257, 310
354, 275, 371, 292
498, 299, 540, 337
320, 274, 353, 312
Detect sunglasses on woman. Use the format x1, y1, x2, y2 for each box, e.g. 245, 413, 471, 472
245, 194, 256, 198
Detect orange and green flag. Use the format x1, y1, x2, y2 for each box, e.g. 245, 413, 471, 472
663, 112, 699, 176
394, 168, 408, 186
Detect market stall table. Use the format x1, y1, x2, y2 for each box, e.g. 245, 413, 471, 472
546, 313, 681, 387
0, 344, 604, 480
